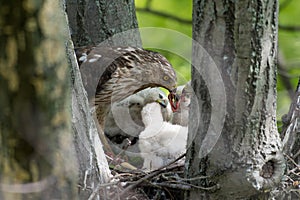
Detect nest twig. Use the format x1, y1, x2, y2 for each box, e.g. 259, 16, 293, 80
87, 153, 217, 200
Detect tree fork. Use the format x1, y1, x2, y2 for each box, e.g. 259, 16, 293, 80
65, 0, 142, 198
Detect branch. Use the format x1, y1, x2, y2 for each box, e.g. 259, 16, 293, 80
151, 182, 192, 190
154, 181, 219, 191
136, 4, 300, 32
281, 77, 300, 157
87, 181, 119, 200
136, 7, 192, 25
112, 154, 186, 200
279, 24, 300, 32
138, 1, 300, 33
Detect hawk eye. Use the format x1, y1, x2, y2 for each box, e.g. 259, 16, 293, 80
163, 75, 169, 81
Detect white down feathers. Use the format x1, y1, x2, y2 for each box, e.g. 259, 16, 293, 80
139, 102, 188, 170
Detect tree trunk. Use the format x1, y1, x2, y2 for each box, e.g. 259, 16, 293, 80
0, 1, 77, 199
65, 0, 141, 199
185, 0, 285, 199
66, 0, 141, 47
66, 37, 111, 199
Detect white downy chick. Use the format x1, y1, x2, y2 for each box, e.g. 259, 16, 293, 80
139, 102, 188, 171
104, 88, 171, 140
104, 88, 172, 150
138, 88, 172, 122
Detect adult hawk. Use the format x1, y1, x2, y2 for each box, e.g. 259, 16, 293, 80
76, 45, 178, 151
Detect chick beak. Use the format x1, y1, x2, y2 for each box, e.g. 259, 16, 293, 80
168, 89, 180, 112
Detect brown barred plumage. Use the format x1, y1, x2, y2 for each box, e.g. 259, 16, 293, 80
76, 45, 177, 130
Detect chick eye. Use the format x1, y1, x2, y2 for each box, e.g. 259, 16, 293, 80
163, 75, 169, 81
159, 94, 163, 99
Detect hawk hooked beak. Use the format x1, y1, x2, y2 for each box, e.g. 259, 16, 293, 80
168, 88, 180, 112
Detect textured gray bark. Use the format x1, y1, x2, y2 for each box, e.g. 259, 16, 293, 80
65, 0, 141, 199
0, 1, 77, 199
185, 0, 285, 199
66, 0, 141, 47
66, 39, 111, 199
